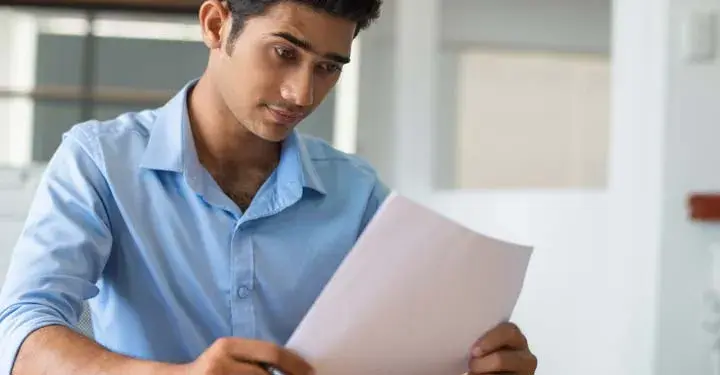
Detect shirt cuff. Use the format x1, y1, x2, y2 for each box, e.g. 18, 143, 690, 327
0, 315, 71, 375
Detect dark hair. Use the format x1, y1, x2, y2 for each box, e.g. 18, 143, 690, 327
225, 0, 382, 41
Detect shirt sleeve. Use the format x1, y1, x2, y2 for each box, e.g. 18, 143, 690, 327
0, 128, 114, 375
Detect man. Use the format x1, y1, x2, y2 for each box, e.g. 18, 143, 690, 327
0, 1, 537, 374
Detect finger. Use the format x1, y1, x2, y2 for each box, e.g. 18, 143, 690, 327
216, 338, 314, 375
472, 323, 528, 357
468, 349, 537, 374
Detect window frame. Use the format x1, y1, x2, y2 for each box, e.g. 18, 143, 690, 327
0, 0, 199, 15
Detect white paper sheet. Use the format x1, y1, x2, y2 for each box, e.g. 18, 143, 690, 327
286, 193, 533, 375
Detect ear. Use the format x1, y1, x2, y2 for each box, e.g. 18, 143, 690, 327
199, 0, 231, 50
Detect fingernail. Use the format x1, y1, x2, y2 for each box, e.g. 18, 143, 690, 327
471, 346, 483, 357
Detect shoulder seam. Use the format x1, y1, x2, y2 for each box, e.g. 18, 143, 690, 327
67, 123, 108, 176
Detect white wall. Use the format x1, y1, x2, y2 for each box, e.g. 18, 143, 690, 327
606, 0, 669, 372
657, 1, 720, 373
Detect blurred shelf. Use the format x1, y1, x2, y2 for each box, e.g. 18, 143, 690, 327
0, 85, 174, 105
688, 193, 720, 221
0, 0, 200, 14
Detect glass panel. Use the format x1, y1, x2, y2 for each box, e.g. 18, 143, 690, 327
32, 100, 82, 162
33, 32, 84, 162
94, 36, 206, 91
35, 34, 85, 87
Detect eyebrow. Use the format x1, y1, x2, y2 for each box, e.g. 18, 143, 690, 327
271, 32, 351, 64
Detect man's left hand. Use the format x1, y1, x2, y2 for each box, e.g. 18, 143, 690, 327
468, 322, 537, 374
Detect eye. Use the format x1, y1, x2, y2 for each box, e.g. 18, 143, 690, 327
318, 63, 342, 74
274, 46, 296, 60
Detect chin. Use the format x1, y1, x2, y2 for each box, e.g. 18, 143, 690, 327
253, 123, 294, 143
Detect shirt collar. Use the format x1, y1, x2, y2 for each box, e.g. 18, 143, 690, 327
139, 80, 196, 174
139, 79, 326, 196
279, 130, 326, 195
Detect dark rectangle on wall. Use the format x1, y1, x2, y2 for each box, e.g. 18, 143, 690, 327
688, 193, 720, 221
32, 100, 82, 162
35, 35, 85, 87
94, 37, 207, 91
0, 0, 200, 14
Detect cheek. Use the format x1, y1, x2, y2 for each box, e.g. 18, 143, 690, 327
250, 59, 288, 97
226, 56, 281, 104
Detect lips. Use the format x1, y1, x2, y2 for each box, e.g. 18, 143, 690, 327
266, 105, 306, 125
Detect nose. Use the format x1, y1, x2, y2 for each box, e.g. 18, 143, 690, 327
281, 68, 314, 107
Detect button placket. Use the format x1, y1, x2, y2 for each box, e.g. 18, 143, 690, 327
230, 222, 256, 336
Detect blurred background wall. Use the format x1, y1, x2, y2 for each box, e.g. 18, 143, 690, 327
2, 0, 720, 375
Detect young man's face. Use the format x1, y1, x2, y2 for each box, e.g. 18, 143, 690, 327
202, 1, 356, 142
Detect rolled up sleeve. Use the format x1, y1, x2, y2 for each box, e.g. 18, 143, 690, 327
0, 127, 113, 374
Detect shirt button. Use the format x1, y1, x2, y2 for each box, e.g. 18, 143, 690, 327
237, 286, 250, 299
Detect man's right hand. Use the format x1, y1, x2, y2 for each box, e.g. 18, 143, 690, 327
181, 337, 314, 375
11, 326, 312, 375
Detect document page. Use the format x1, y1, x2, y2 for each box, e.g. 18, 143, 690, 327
286, 193, 533, 375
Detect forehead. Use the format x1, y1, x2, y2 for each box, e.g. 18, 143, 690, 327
241, 2, 356, 55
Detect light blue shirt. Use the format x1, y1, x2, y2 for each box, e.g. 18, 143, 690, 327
0, 80, 389, 373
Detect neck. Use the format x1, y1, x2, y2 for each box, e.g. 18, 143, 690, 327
187, 75, 280, 171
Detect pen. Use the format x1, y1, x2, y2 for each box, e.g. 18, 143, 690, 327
259, 364, 285, 375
